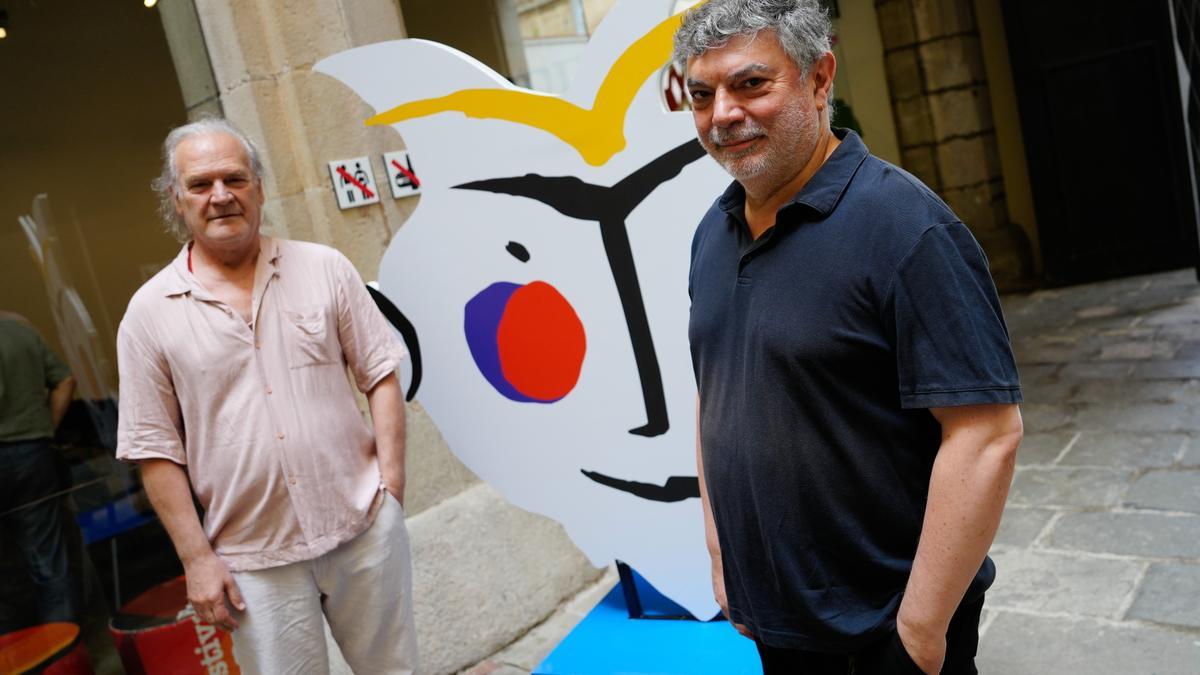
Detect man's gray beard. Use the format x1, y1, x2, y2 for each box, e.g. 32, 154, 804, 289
708, 101, 816, 186
707, 122, 768, 179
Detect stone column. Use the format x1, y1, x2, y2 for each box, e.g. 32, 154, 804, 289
875, 0, 1033, 290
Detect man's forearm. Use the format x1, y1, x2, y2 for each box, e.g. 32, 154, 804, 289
367, 372, 407, 505
48, 376, 75, 430
900, 405, 1022, 637
140, 458, 215, 565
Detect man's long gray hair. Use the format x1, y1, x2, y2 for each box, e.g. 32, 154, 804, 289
673, 0, 834, 99
151, 117, 266, 242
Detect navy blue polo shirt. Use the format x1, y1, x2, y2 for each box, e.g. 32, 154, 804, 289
688, 130, 1021, 651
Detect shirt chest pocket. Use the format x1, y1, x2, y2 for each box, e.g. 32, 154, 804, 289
283, 308, 336, 368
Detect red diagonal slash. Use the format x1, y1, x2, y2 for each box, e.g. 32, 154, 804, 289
336, 166, 375, 198
391, 159, 421, 189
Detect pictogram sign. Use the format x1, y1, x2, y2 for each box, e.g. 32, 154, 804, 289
328, 157, 380, 209
383, 151, 422, 198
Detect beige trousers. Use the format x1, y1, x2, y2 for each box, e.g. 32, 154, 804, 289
230, 494, 417, 674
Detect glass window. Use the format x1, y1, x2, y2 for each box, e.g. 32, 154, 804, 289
1, 2, 188, 672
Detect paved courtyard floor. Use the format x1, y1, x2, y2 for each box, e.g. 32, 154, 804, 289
465, 268, 1200, 675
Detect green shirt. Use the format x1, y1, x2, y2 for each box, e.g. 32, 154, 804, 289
0, 317, 71, 442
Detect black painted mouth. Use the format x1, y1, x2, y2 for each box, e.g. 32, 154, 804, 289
581, 470, 699, 502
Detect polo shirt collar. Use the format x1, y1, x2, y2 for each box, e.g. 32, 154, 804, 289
163, 235, 281, 298
716, 128, 869, 219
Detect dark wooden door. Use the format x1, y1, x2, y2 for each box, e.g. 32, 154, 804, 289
1002, 0, 1200, 284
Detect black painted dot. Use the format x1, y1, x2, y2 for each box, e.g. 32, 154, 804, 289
506, 241, 530, 263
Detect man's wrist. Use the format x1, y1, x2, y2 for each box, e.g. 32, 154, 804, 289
181, 549, 218, 568
896, 601, 948, 641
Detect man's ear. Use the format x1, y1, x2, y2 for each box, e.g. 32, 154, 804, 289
811, 51, 837, 111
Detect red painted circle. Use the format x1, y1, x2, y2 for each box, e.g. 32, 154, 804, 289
496, 281, 586, 402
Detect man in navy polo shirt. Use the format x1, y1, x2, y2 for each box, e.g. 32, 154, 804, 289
675, 1, 1023, 673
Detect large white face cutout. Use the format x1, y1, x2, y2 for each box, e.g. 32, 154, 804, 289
316, 0, 730, 619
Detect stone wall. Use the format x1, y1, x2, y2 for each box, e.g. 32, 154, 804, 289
517, 0, 581, 38
875, 0, 1033, 289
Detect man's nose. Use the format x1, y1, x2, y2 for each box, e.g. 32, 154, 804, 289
210, 181, 234, 204
711, 90, 745, 128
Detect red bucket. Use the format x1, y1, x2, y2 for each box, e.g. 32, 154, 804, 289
108, 576, 240, 675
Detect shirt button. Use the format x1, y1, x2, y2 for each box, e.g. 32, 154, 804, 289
255, 342, 262, 350
266, 386, 273, 395
277, 431, 285, 440
288, 477, 297, 486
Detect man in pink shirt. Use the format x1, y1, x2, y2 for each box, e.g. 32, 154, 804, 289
116, 118, 416, 673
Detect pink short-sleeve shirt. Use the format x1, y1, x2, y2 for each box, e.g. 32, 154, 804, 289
116, 237, 406, 571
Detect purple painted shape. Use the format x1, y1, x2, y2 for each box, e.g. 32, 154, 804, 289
464, 282, 536, 403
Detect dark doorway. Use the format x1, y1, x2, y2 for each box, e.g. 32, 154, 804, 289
1002, 0, 1200, 285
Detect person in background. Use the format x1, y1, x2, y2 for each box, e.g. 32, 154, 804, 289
0, 311, 78, 627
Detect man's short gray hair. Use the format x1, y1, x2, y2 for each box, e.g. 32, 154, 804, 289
673, 0, 833, 78
151, 117, 266, 242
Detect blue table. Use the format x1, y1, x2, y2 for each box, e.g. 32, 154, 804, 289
77, 493, 158, 607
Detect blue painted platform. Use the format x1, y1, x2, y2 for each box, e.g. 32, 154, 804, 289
535, 569, 761, 674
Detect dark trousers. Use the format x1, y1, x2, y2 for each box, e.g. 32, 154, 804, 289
755, 595, 985, 675
0, 440, 77, 625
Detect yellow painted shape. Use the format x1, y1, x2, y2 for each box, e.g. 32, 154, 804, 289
366, 11, 688, 166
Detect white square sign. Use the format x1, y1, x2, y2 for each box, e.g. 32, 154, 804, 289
328, 157, 380, 210
383, 151, 422, 198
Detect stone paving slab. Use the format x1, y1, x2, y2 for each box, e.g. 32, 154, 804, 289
1183, 438, 1200, 467
1127, 563, 1200, 629
994, 507, 1056, 547
1059, 432, 1186, 469
1097, 340, 1178, 361
1056, 362, 1137, 381
1135, 360, 1200, 379
1017, 403, 1076, 432
1046, 512, 1200, 558
1014, 431, 1077, 465
1125, 470, 1200, 514
1071, 403, 1200, 432
1069, 379, 1200, 405
466, 567, 619, 674
1008, 467, 1133, 508
986, 548, 1143, 618
979, 612, 1200, 674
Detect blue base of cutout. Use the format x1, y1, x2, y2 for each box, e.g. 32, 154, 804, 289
534, 567, 762, 674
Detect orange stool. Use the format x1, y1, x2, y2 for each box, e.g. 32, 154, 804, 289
0, 622, 93, 674
108, 576, 240, 675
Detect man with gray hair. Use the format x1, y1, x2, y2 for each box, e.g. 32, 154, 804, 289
678, 1, 1023, 673
116, 117, 417, 673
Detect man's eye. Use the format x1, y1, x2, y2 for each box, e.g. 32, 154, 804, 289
742, 78, 765, 88
689, 90, 712, 103
189, 182, 210, 191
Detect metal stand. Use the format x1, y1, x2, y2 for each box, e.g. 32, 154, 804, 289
615, 560, 691, 621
